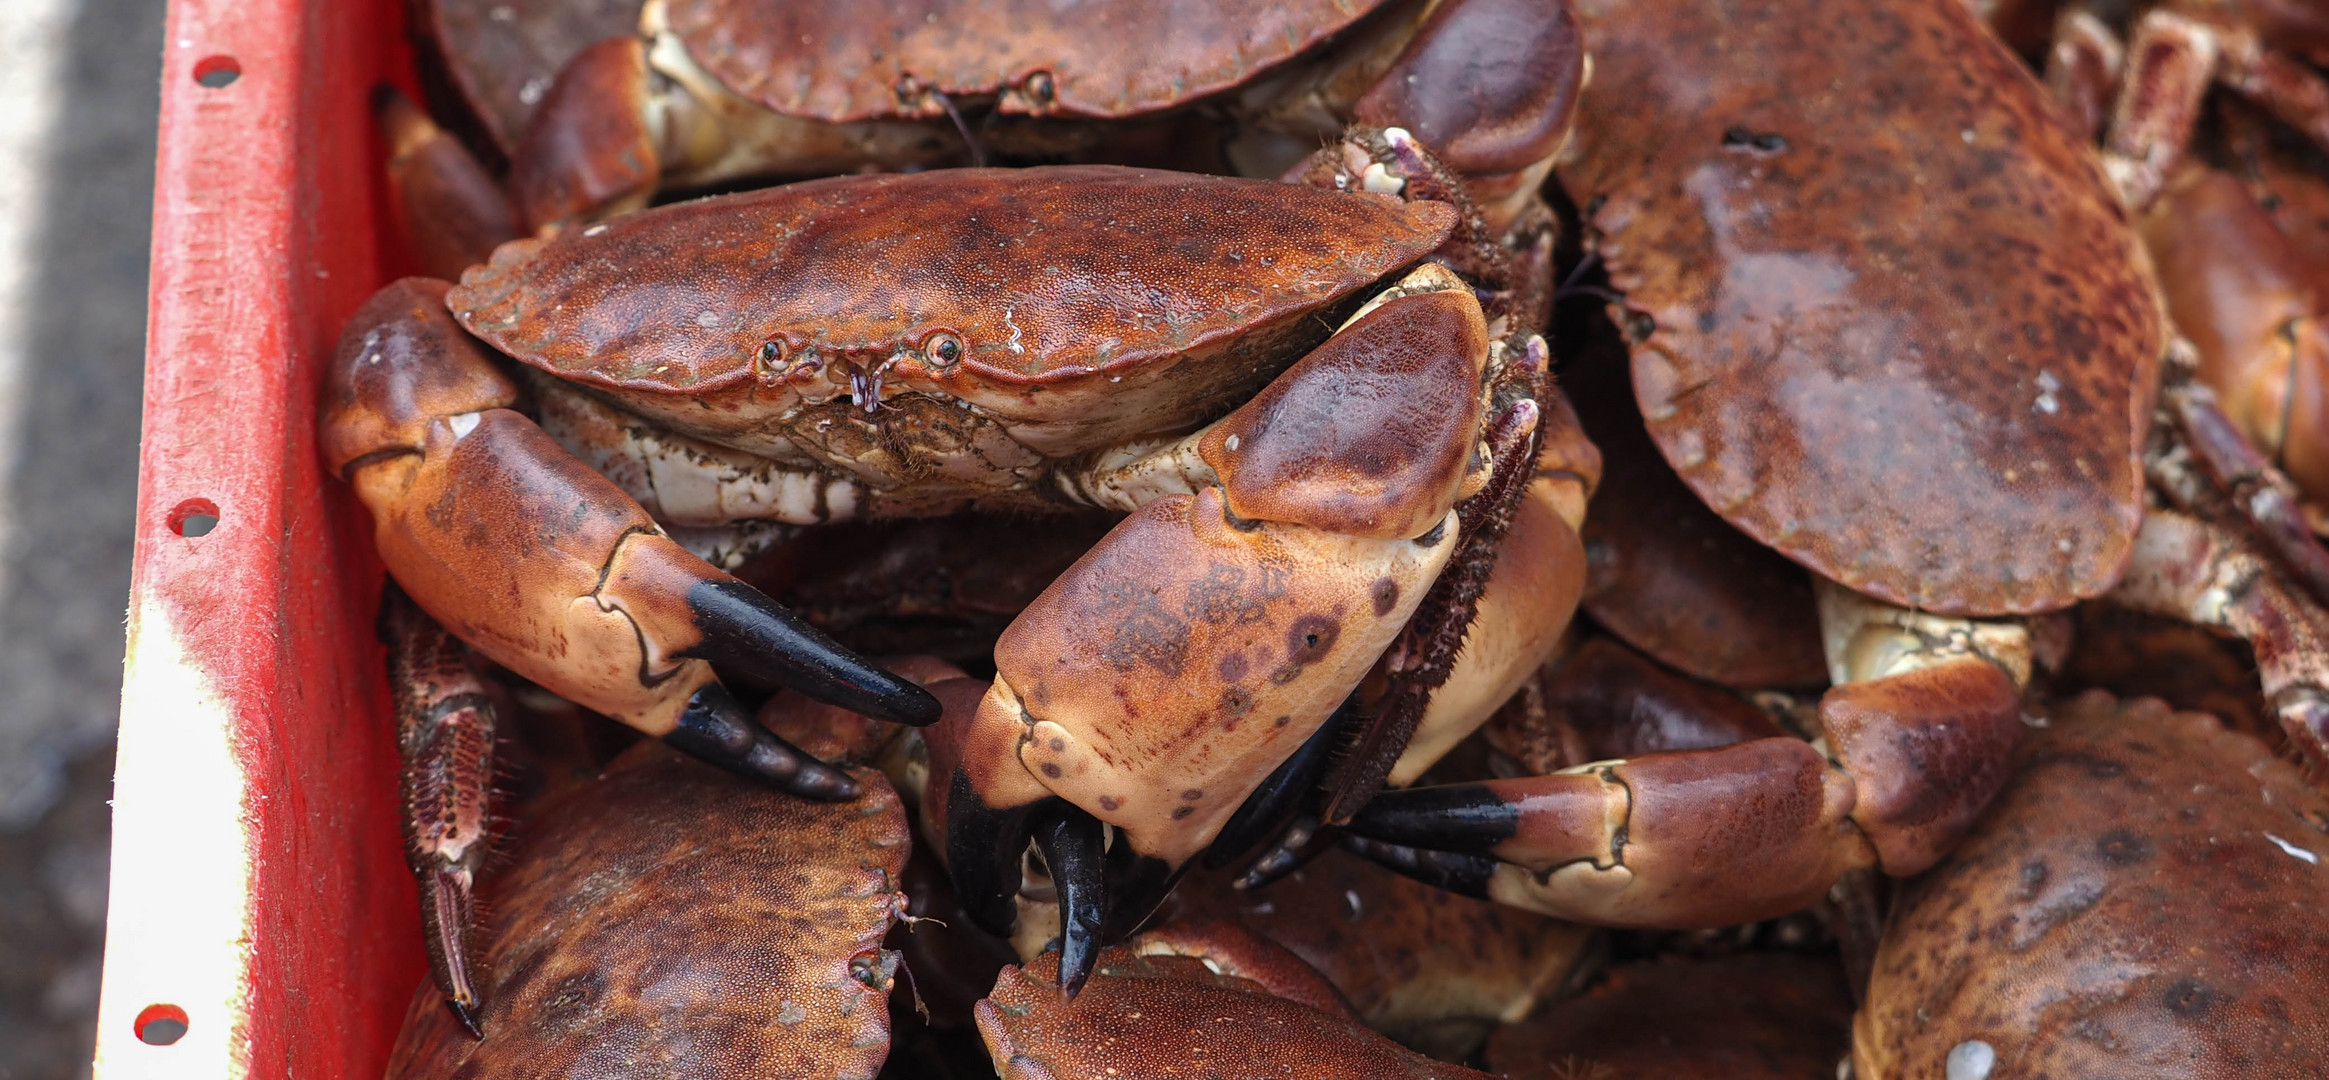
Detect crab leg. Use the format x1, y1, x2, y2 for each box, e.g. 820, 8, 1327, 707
376, 88, 520, 282
1341, 588, 2027, 927
1342, 0, 1585, 237
508, 25, 954, 232
2106, 509, 2329, 778
933, 266, 1524, 990
380, 584, 494, 1037
323, 279, 939, 798
2096, 7, 2329, 210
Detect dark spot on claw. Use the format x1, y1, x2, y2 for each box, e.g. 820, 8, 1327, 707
2095, 829, 2153, 865
1220, 686, 1254, 719
1370, 577, 1399, 617
1182, 789, 1203, 801
2019, 859, 2048, 898
1099, 796, 1121, 812
1269, 615, 1339, 684
1218, 652, 1249, 684
1274, 715, 1291, 727
1049, 737, 1066, 752
2162, 978, 2215, 1018
1172, 806, 1194, 819
1041, 763, 1062, 779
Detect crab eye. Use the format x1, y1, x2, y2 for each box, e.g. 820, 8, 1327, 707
759, 339, 786, 365
922, 332, 964, 369
1023, 70, 1056, 106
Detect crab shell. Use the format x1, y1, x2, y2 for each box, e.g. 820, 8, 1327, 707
384, 742, 910, 1078
444, 166, 1458, 510
976, 928, 1495, 1080
1854, 692, 2329, 1078
663, 0, 1395, 123
1561, 0, 2164, 615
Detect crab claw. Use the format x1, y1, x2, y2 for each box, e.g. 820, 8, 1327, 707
323, 278, 937, 798
939, 265, 1497, 946
1032, 807, 1108, 997
1343, 595, 2028, 927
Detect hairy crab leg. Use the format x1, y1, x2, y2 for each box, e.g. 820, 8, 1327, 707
323, 279, 939, 798
2105, 508, 2329, 779
1339, 587, 2027, 926
381, 584, 495, 1037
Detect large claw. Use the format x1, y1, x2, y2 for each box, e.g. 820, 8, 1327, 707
323, 278, 937, 797
1344, 588, 2029, 927
940, 266, 1502, 947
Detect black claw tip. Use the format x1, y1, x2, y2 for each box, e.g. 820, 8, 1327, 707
666, 684, 860, 800
944, 769, 1046, 938
1340, 834, 1498, 900
1343, 783, 1519, 854
683, 580, 945, 727
1035, 809, 1107, 998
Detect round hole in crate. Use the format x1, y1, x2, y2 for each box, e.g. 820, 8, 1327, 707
169, 498, 220, 538
134, 1003, 189, 1046
193, 55, 240, 88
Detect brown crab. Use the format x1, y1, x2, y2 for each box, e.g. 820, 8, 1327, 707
497, 0, 1584, 242
1854, 692, 2329, 1078
1312, 0, 2169, 929
383, 739, 910, 1071
329, 153, 1595, 1010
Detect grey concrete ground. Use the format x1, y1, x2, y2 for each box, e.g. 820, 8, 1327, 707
0, 0, 166, 1074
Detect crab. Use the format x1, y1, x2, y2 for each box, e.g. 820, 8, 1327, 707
1853, 692, 2329, 1078
1270, 0, 2170, 931
382, 738, 910, 1070
495, 0, 1584, 245
328, 151, 1598, 1016
975, 920, 1496, 1080
2042, 0, 2329, 212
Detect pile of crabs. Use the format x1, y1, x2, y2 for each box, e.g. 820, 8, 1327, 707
337, 0, 2329, 1076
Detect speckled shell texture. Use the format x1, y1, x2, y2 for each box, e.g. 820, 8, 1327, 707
384, 744, 909, 1080
425, 0, 643, 154
977, 948, 1494, 1080
1488, 953, 1854, 1079
450, 166, 1451, 442
1562, 0, 2161, 615
665, 0, 1391, 122
1855, 693, 2329, 1078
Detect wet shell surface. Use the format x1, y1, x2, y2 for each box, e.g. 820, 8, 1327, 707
1854, 692, 2329, 1078
384, 743, 910, 1079
1563, 0, 2161, 614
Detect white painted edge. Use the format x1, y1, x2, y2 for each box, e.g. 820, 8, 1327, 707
91, 594, 254, 1080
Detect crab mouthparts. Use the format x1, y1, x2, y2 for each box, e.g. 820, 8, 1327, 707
849, 369, 884, 414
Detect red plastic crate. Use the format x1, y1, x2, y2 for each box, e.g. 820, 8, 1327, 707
98, 0, 431, 1075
